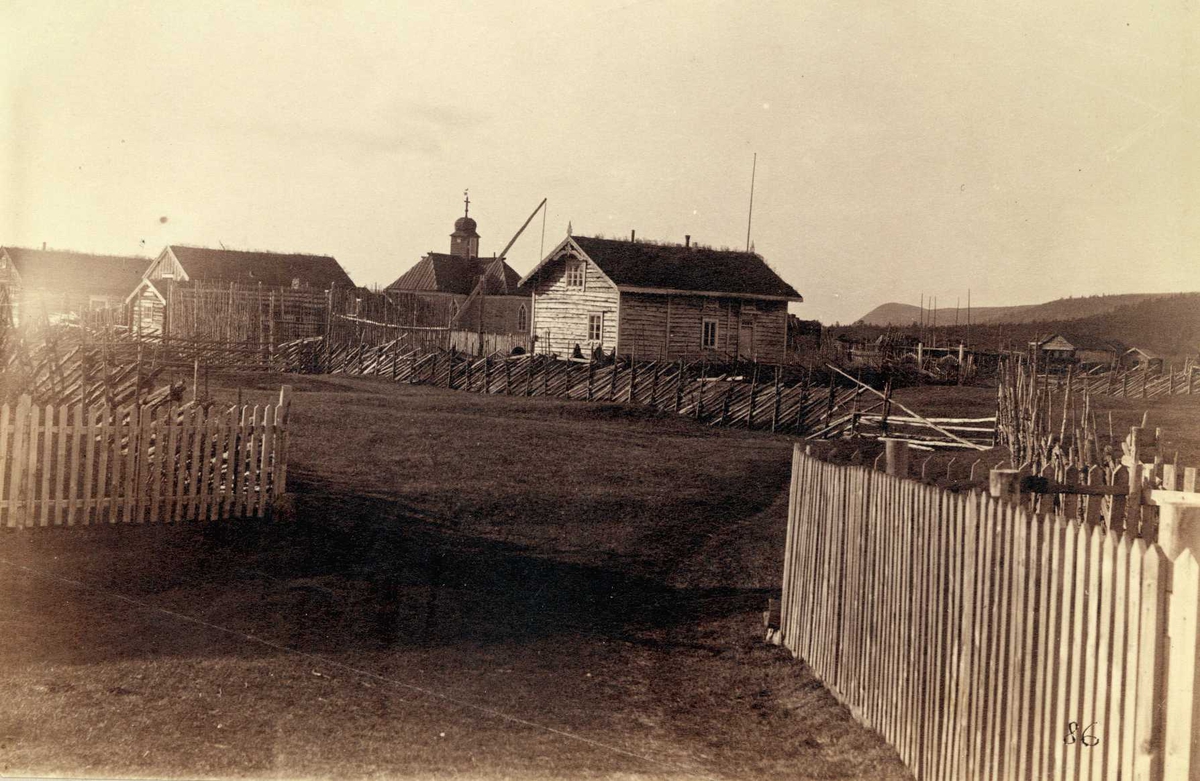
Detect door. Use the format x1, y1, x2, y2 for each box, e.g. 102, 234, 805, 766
738, 317, 754, 359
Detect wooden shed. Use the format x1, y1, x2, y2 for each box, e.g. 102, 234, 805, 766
520, 234, 803, 363
126, 245, 354, 338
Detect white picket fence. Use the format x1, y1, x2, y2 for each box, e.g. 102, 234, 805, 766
778, 446, 1200, 781
0, 387, 291, 528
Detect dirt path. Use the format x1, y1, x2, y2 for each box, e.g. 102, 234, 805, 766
0, 375, 911, 780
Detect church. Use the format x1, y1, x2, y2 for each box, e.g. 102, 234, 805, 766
385, 194, 530, 336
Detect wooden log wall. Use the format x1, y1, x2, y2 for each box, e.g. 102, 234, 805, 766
779, 446, 1200, 781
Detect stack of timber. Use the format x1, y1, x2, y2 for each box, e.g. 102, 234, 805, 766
776, 445, 1200, 781
0, 387, 292, 529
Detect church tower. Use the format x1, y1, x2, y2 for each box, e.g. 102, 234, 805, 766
450, 190, 480, 258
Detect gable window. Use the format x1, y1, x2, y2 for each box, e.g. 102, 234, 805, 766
517, 304, 527, 332
702, 318, 719, 349
291, 277, 301, 289
588, 313, 603, 342
565, 260, 586, 289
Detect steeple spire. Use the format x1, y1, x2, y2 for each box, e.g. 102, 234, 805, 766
463, 189, 470, 218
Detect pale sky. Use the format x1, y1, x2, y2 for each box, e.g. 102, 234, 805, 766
2, 0, 1196, 323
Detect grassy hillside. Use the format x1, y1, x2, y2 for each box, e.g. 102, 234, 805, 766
858, 292, 1181, 327
843, 292, 1200, 358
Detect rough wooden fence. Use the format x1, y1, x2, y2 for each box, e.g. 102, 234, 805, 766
274, 339, 863, 434
778, 447, 1200, 781
0, 387, 291, 529
1054, 364, 1200, 400
1, 334, 177, 408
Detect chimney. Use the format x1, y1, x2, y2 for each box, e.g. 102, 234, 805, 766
42, 242, 46, 250
685, 235, 691, 248
630, 229, 636, 242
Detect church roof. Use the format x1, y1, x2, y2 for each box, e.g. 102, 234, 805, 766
386, 253, 522, 296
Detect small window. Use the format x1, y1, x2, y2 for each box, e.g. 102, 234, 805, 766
588, 313, 603, 342
517, 304, 527, 332
565, 261, 586, 289
702, 318, 719, 349
291, 277, 301, 289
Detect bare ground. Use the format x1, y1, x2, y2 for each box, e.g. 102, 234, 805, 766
0, 374, 913, 780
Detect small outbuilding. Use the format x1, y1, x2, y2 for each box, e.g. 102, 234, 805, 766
1031, 333, 1121, 368
520, 234, 803, 363
0, 246, 150, 326
1120, 347, 1164, 372
127, 245, 354, 338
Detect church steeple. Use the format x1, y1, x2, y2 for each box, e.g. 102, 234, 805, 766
450, 189, 480, 258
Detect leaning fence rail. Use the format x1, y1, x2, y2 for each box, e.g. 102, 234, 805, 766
0, 387, 291, 528
777, 445, 1200, 781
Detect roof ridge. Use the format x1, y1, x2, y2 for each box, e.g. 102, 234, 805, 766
3, 245, 150, 261
169, 244, 336, 259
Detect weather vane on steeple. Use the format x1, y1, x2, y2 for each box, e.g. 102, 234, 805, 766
463, 189, 470, 218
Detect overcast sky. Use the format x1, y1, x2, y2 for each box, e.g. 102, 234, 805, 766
2, 0, 1196, 323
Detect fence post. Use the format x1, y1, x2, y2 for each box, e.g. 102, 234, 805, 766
1157, 501, 1200, 561
989, 467, 1021, 504
884, 438, 909, 478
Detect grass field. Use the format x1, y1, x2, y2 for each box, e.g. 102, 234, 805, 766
0, 374, 913, 780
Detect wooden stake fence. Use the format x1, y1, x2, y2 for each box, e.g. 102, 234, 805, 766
0, 387, 291, 528
273, 338, 866, 435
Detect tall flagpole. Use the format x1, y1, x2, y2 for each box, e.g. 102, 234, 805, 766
745, 153, 757, 252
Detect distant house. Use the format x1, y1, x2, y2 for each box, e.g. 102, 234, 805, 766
1120, 347, 1164, 372
0, 246, 150, 326
127, 245, 354, 337
1031, 333, 1121, 367
385, 201, 529, 334
520, 234, 803, 362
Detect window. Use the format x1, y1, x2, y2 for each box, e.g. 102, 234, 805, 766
565, 261, 585, 289
291, 277, 302, 289
588, 313, 603, 342
702, 318, 719, 349
517, 304, 527, 332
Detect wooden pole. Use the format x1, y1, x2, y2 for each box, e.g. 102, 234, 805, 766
989, 468, 1021, 504
885, 438, 909, 478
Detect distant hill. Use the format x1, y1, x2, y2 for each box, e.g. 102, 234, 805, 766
840, 292, 1200, 359
858, 293, 1177, 327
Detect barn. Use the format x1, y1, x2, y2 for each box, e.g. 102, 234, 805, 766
0, 246, 150, 326
127, 245, 354, 338
520, 234, 803, 363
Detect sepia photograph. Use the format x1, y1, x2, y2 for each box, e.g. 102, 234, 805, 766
1, 1, 1197, 779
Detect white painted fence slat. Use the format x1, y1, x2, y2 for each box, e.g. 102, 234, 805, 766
0, 394, 290, 530
778, 451, 1199, 781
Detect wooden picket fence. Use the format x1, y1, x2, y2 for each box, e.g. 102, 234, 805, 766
777, 447, 1200, 781
0, 387, 291, 528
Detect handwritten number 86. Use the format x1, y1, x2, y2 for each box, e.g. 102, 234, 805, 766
1065, 722, 1100, 747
